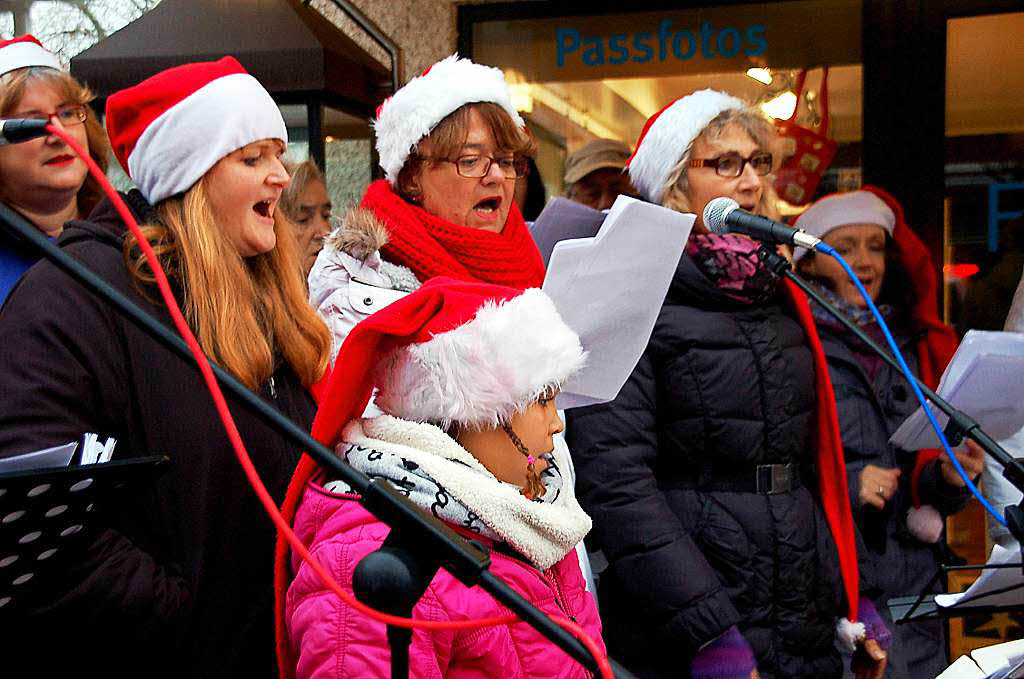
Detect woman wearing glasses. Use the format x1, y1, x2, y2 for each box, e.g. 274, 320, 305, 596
566, 90, 886, 679
0, 35, 111, 303
307, 55, 542, 360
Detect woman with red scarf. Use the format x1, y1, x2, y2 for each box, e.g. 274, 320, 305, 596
306, 55, 543, 360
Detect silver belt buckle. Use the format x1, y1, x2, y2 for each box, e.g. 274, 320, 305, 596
756, 464, 793, 494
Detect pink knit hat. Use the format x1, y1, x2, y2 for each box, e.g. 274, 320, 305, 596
792, 190, 896, 262
105, 56, 287, 205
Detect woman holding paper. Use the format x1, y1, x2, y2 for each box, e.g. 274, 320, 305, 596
307, 55, 542, 360
0, 35, 111, 303
0, 58, 330, 675
566, 90, 887, 679
794, 187, 982, 679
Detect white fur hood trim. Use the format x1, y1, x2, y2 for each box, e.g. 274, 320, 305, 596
344, 416, 592, 570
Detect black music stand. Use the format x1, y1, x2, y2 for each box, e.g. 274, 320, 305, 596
0, 455, 168, 614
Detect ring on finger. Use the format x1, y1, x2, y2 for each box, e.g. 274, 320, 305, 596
877, 485, 885, 497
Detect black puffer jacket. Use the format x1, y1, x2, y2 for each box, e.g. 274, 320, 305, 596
0, 198, 316, 677
567, 254, 844, 679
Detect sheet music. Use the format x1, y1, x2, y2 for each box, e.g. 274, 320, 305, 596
540, 195, 693, 410
937, 639, 1024, 678
935, 544, 1024, 609
529, 197, 605, 268
890, 330, 1024, 450
0, 441, 78, 474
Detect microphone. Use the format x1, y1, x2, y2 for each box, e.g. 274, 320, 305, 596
0, 118, 51, 145
703, 197, 822, 250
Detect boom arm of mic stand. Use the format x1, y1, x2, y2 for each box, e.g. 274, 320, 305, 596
0, 203, 615, 677
757, 247, 1024, 499
775, 263, 1024, 512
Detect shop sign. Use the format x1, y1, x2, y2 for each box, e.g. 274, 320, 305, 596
473, 0, 861, 81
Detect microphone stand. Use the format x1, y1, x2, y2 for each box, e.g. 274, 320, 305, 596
0, 202, 622, 678
757, 245, 1024, 554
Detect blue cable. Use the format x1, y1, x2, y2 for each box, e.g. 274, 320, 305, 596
815, 242, 1007, 527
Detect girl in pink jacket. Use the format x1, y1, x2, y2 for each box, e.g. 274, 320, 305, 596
278, 277, 605, 679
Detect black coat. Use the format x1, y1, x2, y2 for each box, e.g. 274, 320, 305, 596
0, 198, 316, 677
816, 314, 968, 678
567, 254, 844, 679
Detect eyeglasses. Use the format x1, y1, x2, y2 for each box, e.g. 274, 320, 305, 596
688, 151, 773, 178
22, 104, 88, 127
418, 154, 529, 180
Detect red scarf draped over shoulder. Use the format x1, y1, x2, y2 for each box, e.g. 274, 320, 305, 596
361, 179, 545, 289
861, 186, 959, 505
783, 278, 861, 621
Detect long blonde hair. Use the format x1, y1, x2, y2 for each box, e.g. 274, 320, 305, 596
0, 66, 111, 215
660, 107, 781, 221
123, 176, 331, 390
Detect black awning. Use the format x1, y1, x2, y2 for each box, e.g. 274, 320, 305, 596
70, 0, 391, 115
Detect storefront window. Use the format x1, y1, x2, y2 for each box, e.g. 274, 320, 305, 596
470, 0, 862, 216
944, 11, 1024, 333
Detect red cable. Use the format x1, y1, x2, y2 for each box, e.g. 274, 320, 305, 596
48, 123, 613, 679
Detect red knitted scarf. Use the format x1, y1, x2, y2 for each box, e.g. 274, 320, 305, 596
361, 179, 545, 288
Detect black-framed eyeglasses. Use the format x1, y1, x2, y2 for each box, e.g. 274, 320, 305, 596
22, 104, 88, 127
688, 151, 773, 178
418, 154, 529, 179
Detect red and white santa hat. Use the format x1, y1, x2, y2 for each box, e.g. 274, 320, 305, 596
311, 277, 586, 445
0, 35, 62, 76
373, 54, 525, 185
105, 56, 287, 205
792, 190, 896, 262
627, 88, 745, 204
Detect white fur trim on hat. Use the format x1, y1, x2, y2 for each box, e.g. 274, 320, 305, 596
628, 89, 745, 204
793, 190, 896, 262
127, 72, 287, 205
373, 288, 586, 429
373, 54, 524, 184
0, 41, 61, 76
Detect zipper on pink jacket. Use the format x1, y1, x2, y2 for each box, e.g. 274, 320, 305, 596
543, 567, 577, 623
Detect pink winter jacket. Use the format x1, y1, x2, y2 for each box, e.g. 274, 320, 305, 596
285, 481, 605, 679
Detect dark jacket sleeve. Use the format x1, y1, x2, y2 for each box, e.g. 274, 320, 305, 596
917, 458, 971, 515
0, 254, 191, 631
566, 350, 741, 653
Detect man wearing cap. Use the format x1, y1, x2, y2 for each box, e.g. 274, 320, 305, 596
563, 139, 636, 211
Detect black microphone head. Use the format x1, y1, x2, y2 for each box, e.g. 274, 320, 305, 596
703, 197, 739, 234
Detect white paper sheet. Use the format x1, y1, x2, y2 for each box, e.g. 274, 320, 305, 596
0, 441, 78, 474
540, 195, 693, 410
890, 330, 1024, 451
938, 639, 1024, 679
935, 544, 1024, 609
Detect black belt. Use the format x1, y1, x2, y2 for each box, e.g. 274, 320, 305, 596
668, 463, 801, 495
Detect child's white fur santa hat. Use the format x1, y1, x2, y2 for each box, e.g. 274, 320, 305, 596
627, 88, 745, 204
104, 56, 287, 205
0, 35, 61, 76
312, 277, 586, 441
373, 54, 525, 185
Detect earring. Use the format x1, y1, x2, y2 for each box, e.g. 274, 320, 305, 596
502, 422, 545, 500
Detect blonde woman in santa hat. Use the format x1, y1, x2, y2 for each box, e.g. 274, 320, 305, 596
565, 90, 888, 679
308, 54, 542, 361
0, 57, 330, 676
795, 187, 982, 679
0, 34, 111, 303
274, 276, 603, 679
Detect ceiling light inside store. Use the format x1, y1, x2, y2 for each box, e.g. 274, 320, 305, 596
508, 83, 534, 114
761, 91, 797, 119
746, 67, 773, 85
